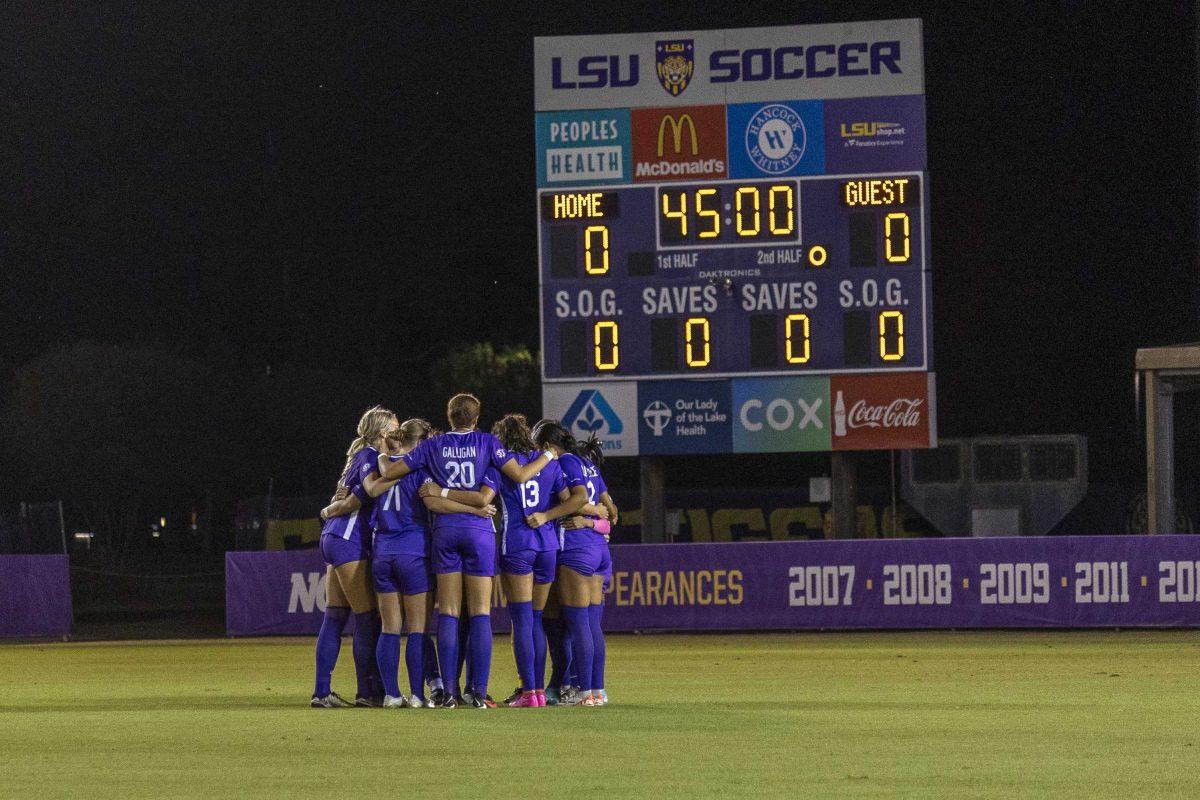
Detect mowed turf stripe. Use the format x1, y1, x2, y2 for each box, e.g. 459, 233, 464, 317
1, 632, 1198, 799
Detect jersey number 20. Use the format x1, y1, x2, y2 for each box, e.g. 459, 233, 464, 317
445, 461, 476, 488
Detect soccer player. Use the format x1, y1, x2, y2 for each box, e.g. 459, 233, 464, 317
310, 406, 393, 708
531, 421, 615, 707
362, 419, 497, 708
485, 414, 587, 707
375, 393, 556, 708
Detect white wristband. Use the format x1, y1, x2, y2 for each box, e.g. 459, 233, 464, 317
440, 488, 449, 498
543, 449, 557, 461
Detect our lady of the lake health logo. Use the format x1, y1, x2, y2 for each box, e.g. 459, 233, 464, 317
746, 104, 806, 174
655, 39, 694, 96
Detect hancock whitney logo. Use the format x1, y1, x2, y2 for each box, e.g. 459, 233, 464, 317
746, 104, 807, 175
562, 389, 624, 437
655, 40, 694, 96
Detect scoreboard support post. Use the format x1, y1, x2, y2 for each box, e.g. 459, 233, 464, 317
640, 457, 666, 543
831, 452, 858, 539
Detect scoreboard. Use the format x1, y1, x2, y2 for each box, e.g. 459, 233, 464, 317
536, 20, 936, 456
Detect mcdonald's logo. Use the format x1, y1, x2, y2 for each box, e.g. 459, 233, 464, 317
657, 114, 699, 156
632, 104, 727, 183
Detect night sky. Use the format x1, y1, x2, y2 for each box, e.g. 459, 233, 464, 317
4, 1, 1197, 488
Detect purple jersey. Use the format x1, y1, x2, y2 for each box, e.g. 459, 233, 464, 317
403, 430, 510, 532
494, 453, 568, 555
320, 446, 378, 547
560, 453, 609, 549
372, 458, 431, 557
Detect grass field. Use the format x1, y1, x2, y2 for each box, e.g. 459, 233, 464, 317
2, 631, 1198, 799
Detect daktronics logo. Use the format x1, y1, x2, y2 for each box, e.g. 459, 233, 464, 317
830, 373, 935, 451
631, 105, 726, 182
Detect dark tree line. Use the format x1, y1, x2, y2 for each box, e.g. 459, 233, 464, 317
0, 340, 538, 564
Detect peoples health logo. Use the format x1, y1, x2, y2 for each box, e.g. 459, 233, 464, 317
562, 389, 624, 436
746, 104, 806, 174
643, 400, 672, 436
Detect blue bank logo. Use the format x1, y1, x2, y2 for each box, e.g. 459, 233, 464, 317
747, 104, 806, 174
727, 101, 824, 178
562, 389, 624, 436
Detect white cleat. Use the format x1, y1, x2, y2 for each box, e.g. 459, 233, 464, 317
310, 692, 352, 708
407, 695, 426, 708
383, 695, 408, 708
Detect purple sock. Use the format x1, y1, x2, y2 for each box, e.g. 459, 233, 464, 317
588, 603, 606, 691
468, 614, 493, 698
352, 611, 381, 699
405, 633, 425, 699
562, 605, 593, 692
423, 633, 442, 688
532, 609, 547, 690
563, 623, 576, 687
544, 614, 566, 690
375, 632, 401, 698
313, 605, 350, 697
459, 612, 472, 691
436, 613, 460, 697
509, 601, 534, 691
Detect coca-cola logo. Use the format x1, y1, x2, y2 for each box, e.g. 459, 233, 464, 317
847, 398, 923, 430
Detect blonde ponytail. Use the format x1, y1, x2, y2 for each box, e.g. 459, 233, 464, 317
337, 406, 397, 485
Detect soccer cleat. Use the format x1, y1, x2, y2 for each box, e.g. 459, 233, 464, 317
406, 695, 426, 709
382, 695, 407, 708
461, 688, 477, 706
440, 694, 460, 709
534, 690, 547, 707
503, 686, 524, 706
468, 694, 498, 709
580, 694, 600, 707
428, 687, 447, 708
355, 695, 384, 708
544, 686, 560, 706
310, 692, 351, 708
558, 686, 582, 706
508, 691, 539, 708
596, 689, 608, 705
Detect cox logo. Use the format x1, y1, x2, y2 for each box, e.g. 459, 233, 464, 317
739, 397, 824, 432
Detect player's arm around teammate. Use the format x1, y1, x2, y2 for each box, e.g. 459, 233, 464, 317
311, 406, 395, 708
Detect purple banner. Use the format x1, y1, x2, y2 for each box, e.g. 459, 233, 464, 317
0, 555, 72, 638
226, 536, 1200, 636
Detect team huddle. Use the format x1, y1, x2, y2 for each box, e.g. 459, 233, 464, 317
312, 393, 615, 709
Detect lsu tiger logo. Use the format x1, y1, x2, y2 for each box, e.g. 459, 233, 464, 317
655, 39, 694, 96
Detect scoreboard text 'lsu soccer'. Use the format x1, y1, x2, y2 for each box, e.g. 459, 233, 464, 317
536, 20, 936, 456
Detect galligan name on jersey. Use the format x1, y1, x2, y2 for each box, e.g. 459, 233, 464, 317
442, 445, 478, 458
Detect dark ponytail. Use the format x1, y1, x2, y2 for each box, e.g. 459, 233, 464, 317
492, 413, 537, 454
577, 432, 605, 466
531, 419, 578, 454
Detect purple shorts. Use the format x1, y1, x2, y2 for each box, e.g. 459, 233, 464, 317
372, 553, 431, 595
501, 548, 557, 584
558, 541, 611, 579
320, 533, 368, 568
433, 526, 496, 578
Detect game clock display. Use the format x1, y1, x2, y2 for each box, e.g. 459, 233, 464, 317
539, 173, 931, 380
